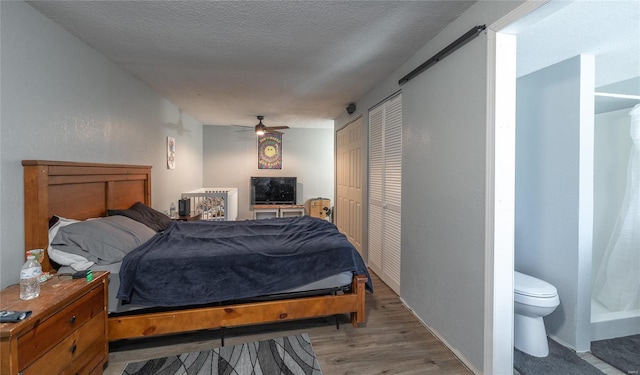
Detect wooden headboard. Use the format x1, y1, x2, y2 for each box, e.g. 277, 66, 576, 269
22, 160, 152, 271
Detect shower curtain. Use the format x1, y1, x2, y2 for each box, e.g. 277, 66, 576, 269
594, 103, 640, 311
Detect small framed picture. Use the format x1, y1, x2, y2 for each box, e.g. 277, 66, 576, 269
167, 137, 176, 169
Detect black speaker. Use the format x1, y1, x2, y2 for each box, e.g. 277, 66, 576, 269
178, 199, 190, 216
346, 103, 356, 115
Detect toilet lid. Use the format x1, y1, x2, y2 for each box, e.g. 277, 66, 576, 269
514, 271, 558, 297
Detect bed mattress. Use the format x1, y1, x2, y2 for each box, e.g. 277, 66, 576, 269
58, 264, 354, 314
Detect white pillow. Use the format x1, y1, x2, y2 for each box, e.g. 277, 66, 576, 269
48, 216, 94, 271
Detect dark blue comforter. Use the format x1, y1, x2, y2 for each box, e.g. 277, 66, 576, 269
117, 216, 372, 306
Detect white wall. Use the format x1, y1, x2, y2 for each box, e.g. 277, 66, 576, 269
515, 55, 595, 351
402, 35, 488, 368
0, 1, 203, 288
202, 125, 334, 220
335, 1, 525, 372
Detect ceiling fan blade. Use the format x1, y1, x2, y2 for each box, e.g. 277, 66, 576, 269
232, 117, 288, 135
231, 124, 253, 132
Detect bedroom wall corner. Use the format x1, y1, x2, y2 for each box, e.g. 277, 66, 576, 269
0, 1, 203, 288
152, 106, 204, 214
202, 125, 334, 221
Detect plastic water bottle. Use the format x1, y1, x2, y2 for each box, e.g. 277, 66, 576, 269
169, 202, 177, 218
20, 255, 41, 300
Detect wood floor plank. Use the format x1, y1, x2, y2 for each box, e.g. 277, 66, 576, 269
103, 271, 472, 375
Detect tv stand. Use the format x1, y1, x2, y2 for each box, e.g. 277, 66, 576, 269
252, 204, 305, 220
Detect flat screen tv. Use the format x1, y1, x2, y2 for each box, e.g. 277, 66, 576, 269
251, 177, 297, 205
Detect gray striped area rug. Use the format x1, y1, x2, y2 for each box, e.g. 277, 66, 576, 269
122, 333, 322, 375
591, 334, 640, 374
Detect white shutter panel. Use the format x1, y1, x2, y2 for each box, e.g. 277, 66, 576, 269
368, 105, 384, 273
383, 209, 401, 293
368, 94, 402, 294
384, 94, 402, 211
369, 106, 383, 205
368, 204, 383, 273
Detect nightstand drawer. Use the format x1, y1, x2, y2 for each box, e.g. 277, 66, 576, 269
21, 312, 106, 375
59, 334, 106, 375
1, 271, 109, 375
17, 285, 104, 368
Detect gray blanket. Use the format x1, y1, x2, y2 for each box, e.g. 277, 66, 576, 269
117, 216, 372, 306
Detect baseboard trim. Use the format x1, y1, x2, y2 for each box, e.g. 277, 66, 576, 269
399, 297, 481, 374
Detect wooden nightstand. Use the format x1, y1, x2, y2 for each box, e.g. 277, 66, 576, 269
0, 271, 109, 375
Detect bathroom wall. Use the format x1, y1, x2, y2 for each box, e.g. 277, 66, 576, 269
515, 55, 595, 352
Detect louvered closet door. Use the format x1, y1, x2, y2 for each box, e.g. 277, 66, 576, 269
383, 95, 402, 293
368, 93, 402, 294
368, 106, 384, 275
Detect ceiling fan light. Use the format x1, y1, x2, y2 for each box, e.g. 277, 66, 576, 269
255, 123, 266, 135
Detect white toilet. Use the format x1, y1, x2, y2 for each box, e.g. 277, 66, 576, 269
514, 271, 560, 357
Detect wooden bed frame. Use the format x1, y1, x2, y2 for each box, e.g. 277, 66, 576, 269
22, 160, 367, 342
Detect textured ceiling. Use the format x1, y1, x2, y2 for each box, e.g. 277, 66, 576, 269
27, 1, 475, 129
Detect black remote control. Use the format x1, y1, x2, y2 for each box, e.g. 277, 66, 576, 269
72, 270, 93, 279
0, 310, 31, 323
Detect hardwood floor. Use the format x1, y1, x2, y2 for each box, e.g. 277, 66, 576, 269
104, 271, 472, 374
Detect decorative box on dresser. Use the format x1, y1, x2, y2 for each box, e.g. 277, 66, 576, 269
0, 271, 109, 375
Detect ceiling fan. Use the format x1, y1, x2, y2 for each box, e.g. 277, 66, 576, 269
235, 116, 289, 135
